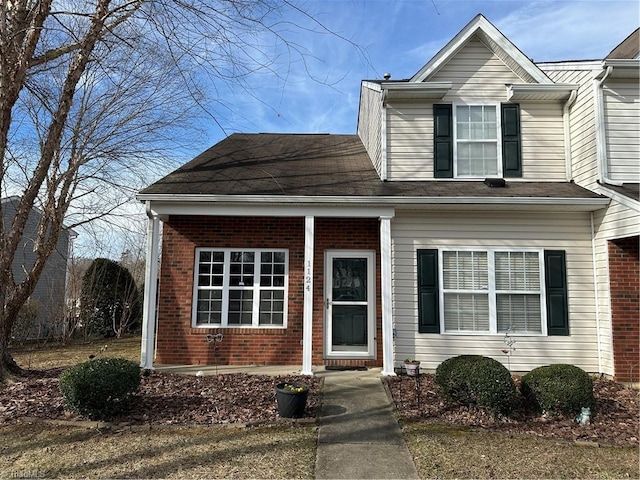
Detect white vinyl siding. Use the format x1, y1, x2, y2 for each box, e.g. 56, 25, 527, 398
392, 210, 599, 373
357, 83, 384, 177
603, 80, 640, 182
193, 249, 288, 328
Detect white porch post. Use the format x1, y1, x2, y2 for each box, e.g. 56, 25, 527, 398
301, 215, 315, 375
140, 204, 160, 370
380, 215, 396, 375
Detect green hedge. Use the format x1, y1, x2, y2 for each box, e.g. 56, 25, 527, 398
59, 357, 141, 420
521, 364, 596, 417
434, 355, 517, 415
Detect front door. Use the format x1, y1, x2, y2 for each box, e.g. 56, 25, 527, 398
325, 250, 376, 359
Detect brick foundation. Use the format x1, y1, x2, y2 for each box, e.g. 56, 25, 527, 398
608, 236, 639, 383
155, 215, 382, 368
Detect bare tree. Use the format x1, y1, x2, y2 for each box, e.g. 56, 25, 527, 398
0, 0, 368, 378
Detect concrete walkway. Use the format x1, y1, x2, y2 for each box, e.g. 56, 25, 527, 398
314, 369, 419, 479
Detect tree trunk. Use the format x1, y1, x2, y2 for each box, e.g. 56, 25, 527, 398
0, 337, 22, 380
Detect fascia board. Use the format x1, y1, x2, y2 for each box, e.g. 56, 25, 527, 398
138, 194, 609, 213
537, 61, 601, 72
410, 15, 551, 85
597, 185, 640, 212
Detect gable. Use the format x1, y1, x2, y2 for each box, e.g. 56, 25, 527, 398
411, 14, 551, 85
428, 35, 523, 101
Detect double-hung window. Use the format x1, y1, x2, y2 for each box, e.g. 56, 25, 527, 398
193, 248, 288, 327
454, 105, 500, 177
441, 249, 544, 335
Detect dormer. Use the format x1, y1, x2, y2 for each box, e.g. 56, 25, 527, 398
358, 14, 578, 182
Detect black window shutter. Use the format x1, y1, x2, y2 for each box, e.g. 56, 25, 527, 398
433, 104, 453, 178
501, 103, 522, 177
417, 249, 440, 333
544, 250, 569, 336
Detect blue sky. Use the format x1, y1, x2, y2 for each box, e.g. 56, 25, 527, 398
196, 0, 638, 153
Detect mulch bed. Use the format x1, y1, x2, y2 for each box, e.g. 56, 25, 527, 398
0, 369, 322, 426
386, 374, 639, 447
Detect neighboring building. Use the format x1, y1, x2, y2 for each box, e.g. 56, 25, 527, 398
137, 15, 638, 382
539, 28, 639, 382
2, 196, 75, 340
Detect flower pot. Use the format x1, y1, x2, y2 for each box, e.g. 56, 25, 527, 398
404, 362, 420, 376
275, 382, 309, 418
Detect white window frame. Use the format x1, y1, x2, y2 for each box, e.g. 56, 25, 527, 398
192, 248, 289, 328
453, 102, 503, 179
439, 247, 547, 336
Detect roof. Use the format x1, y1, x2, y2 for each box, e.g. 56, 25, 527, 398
140, 133, 604, 202
607, 28, 639, 59
601, 183, 640, 202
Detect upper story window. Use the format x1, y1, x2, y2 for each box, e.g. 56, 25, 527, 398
193, 248, 288, 328
434, 103, 522, 179
455, 105, 500, 177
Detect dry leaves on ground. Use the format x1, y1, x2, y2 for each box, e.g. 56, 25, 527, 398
387, 374, 639, 447
0, 369, 321, 426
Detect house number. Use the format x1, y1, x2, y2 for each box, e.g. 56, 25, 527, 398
305, 260, 312, 291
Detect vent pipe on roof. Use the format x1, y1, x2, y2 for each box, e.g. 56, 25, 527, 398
383, 73, 391, 80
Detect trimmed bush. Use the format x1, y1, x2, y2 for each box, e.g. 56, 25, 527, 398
521, 364, 596, 417
59, 357, 141, 420
434, 355, 518, 415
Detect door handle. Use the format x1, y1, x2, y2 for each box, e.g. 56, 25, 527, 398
325, 298, 331, 310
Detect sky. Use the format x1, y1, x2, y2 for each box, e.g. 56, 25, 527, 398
195, 0, 639, 152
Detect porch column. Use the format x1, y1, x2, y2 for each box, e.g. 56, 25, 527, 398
380, 215, 395, 375
140, 204, 160, 370
301, 215, 314, 375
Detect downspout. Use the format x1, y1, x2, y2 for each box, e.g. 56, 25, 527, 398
594, 66, 622, 186
590, 211, 603, 375
562, 89, 578, 181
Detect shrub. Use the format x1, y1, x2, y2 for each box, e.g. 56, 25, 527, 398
59, 357, 141, 420
434, 355, 517, 415
521, 364, 596, 417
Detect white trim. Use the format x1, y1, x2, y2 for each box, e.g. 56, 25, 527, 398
507, 83, 580, 101
192, 248, 289, 329
379, 216, 395, 375
410, 15, 551, 84
438, 247, 547, 336
301, 216, 314, 375
594, 68, 613, 184
563, 90, 579, 181
140, 207, 160, 370
324, 250, 376, 359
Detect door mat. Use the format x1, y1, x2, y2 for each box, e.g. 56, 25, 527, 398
324, 365, 368, 371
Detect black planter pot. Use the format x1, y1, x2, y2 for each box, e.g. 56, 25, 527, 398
275, 382, 309, 418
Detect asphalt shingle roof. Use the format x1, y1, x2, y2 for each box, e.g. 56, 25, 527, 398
140, 133, 604, 200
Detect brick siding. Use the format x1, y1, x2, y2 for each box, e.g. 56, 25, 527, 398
155, 215, 382, 367
608, 236, 639, 383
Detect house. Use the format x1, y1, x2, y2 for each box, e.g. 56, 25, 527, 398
2, 196, 75, 340
137, 15, 638, 382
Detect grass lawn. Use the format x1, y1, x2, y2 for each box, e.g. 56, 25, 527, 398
0, 422, 316, 479
404, 423, 639, 480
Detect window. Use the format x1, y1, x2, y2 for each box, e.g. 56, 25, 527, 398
193, 249, 288, 327
455, 105, 499, 177
441, 249, 544, 334
433, 103, 522, 179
